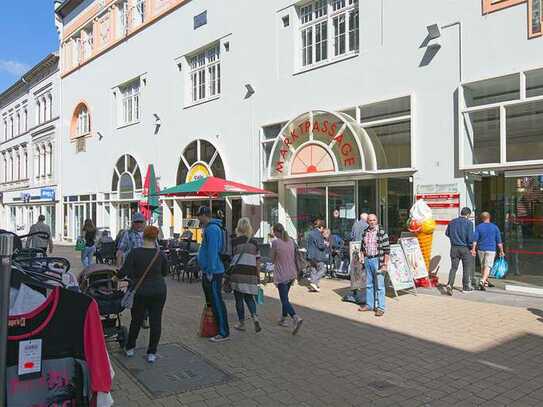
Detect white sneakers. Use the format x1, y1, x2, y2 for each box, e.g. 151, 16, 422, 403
147, 354, 157, 363
309, 283, 320, 292
209, 335, 230, 343
125, 349, 135, 357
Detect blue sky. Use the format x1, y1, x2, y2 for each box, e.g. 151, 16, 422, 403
0, 2, 59, 93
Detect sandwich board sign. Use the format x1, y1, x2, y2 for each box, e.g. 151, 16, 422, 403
387, 244, 416, 297
399, 237, 428, 280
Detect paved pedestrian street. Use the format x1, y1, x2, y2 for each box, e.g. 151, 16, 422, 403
57, 247, 543, 407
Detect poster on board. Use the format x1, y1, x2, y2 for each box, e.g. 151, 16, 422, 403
399, 237, 428, 279
349, 241, 364, 290
387, 244, 415, 292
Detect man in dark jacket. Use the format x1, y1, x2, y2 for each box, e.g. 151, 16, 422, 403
445, 207, 475, 295
359, 214, 390, 317
197, 206, 230, 343
306, 219, 327, 292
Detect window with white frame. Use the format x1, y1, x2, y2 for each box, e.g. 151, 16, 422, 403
9, 116, 13, 138
119, 79, 140, 125
461, 69, 543, 168
23, 109, 27, 132
2, 120, 6, 141
16, 112, 20, 136
298, 0, 359, 69
188, 43, 221, 104
116, 0, 128, 38
133, 0, 145, 26
77, 107, 90, 136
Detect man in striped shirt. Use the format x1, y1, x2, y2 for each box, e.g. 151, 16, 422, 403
358, 214, 390, 317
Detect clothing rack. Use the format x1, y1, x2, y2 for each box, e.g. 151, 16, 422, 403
0, 233, 14, 407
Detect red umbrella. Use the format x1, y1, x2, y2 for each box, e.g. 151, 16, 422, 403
159, 176, 273, 199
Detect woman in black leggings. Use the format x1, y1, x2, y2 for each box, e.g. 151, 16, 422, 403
119, 226, 168, 363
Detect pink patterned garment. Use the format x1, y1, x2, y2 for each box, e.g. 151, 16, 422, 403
364, 228, 379, 257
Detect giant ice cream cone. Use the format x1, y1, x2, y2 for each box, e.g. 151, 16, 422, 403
416, 230, 433, 271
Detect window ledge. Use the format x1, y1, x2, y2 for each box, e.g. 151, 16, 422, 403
184, 95, 221, 110
294, 52, 359, 76
117, 120, 140, 130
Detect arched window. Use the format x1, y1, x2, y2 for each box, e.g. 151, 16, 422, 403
176, 139, 225, 184
291, 144, 335, 175
48, 94, 53, 120
36, 100, 41, 125
48, 143, 53, 176
112, 154, 142, 199
70, 102, 91, 139
23, 109, 28, 132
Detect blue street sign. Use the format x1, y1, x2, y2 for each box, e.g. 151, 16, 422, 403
40, 188, 55, 201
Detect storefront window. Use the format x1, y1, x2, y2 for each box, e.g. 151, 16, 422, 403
526, 68, 543, 98
328, 185, 355, 240
365, 121, 411, 169
357, 179, 377, 215
506, 100, 543, 162
463, 74, 520, 107
287, 186, 326, 246
463, 108, 500, 164
385, 178, 412, 243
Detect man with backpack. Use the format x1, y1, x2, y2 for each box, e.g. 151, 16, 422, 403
197, 206, 230, 343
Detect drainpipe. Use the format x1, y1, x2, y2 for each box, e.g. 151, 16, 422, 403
441, 21, 463, 83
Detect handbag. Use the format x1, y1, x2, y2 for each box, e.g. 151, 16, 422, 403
199, 304, 219, 337
223, 237, 250, 293
256, 286, 265, 304
75, 237, 86, 252
490, 257, 509, 279
121, 249, 161, 309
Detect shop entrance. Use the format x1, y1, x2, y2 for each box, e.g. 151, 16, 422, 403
475, 173, 543, 285
117, 202, 139, 232
286, 177, 412, 247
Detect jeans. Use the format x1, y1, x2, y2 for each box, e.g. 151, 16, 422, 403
310, 261, 326, 286
81, 245, 96, 268
448, 246, 474, 289
234, 291, 257, 321
202, 273, 230, 337
126, 292, 166, 354
277, 280, 296, 318
365, 257, 385, 311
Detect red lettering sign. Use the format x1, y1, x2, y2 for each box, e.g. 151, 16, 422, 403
275, 161, 284, 173
341, 143, 352, 155
344, 157, 356, 166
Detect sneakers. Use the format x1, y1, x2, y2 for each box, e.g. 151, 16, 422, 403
446, 285, 453, 296
292, 317, 303, 336
125, 348, 135, 358
253, 318, 262, 333
309, 283, 320, 292
142, 318, 149, 330
278, 319, 290, 327
209, 335, 230, 343
147, 353, 157, 363
479, 280, 486, 291
234, 321, 246, 331
374, 309, 385, 317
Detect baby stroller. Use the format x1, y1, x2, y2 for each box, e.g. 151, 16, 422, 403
79, 264, 128, 348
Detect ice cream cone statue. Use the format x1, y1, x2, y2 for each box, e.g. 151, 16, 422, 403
407, 200, 436, 271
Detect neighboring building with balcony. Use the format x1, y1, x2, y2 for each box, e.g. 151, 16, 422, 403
0, 54, 61, 239
55, 0, 543, 285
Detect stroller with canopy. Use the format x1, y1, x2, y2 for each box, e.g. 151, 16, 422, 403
79, 264, 128, 347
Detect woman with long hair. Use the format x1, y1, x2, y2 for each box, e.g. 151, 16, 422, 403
270, 223, 303, 335
81, 218, 97, 267
120, 226, 168, 363
227, 217, 262, 333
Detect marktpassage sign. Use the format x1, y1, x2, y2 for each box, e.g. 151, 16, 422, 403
268, 111, 364, 178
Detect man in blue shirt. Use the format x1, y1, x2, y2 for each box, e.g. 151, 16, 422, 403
472, 211, 505, 291
197, 206, 230, 342
445, 207, 475, 295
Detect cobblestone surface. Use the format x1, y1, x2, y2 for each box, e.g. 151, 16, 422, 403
55, 246, 543, 406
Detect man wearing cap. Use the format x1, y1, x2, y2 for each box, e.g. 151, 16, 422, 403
197, 206, 230, 343
116, 212, 147, 267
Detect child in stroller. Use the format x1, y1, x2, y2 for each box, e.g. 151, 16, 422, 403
79, 264, 128, 347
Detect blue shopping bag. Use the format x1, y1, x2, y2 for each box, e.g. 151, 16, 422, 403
256, 286, 265, 305
490, 257, 508, 279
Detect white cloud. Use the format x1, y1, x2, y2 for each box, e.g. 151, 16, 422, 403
0, 59, 30, 77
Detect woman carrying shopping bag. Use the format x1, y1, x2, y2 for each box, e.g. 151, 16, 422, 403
119, 226, 168, 363
270, 223, 303, 335
227, 217, 262, 333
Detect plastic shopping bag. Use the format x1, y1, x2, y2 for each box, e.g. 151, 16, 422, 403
490, 257, 508, 279
256, 286, 265, 305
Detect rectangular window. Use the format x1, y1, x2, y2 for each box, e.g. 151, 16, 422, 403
463, 108, 501, 165
299, 0, 359, 69
526, 68, 543, 98
188, 43, 221, 104
120, 79, 140, 125
463, 74, 520, 107
506, 100, 543, 162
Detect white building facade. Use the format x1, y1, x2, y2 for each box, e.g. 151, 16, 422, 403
55, 0, 543, 284
0, 54, 61, 240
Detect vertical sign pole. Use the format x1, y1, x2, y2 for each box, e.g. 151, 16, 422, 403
0, 233, 14, 406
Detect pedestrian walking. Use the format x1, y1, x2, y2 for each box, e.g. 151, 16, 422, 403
26, 214, 54, 254
351, 212, 369, 241
445, 207, 475, 295
306, 219, 327, 292
358, 214, 390, 317
197, 206, 230, 343
472, 212, 505, 291
120, 226, 168, 363
81, 219, 97, 268
270, 223, 303, 335
116, 212, 147, 267
227, 217, 262, 333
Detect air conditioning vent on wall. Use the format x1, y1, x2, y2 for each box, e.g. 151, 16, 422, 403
75, 137, 86, 153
